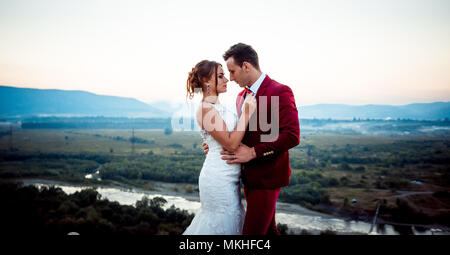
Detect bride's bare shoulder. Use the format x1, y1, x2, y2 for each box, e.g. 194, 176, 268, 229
197, 102, 215, 114
196, 102, 217, 127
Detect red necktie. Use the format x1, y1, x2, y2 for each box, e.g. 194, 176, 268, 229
244, 87, 254, 96
238, 87, 254, 116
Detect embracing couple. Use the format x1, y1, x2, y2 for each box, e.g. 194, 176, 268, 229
183, 43, 300, 235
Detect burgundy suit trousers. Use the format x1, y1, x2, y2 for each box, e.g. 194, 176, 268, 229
243, 186, 281, 235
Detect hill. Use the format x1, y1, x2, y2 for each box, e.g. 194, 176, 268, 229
0, 85, 169, 117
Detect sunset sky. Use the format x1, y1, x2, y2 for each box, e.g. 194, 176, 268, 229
0, 0, 449, 106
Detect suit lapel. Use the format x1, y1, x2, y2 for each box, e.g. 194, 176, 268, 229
255, 75, 271, 97
236, 75, 272, 117
236, 90, 246, 117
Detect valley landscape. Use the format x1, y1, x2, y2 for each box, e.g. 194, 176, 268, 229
0, 86, 449, 235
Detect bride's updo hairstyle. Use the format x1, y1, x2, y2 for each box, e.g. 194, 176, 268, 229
186, 60, 220, 100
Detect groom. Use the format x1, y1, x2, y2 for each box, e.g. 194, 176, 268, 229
204, 43, 300, 235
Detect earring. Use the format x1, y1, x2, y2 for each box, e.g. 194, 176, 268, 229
207, 84, 210, 95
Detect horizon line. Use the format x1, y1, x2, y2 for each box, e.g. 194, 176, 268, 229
1, 84, 449, 108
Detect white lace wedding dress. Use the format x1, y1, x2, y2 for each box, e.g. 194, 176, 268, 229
183, 102, 245, 235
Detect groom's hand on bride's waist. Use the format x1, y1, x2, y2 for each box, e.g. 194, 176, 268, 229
221, 144, 256, 164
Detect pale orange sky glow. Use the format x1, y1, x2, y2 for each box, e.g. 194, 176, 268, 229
1, 0, 449, 106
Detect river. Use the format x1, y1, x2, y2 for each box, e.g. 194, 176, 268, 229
19, 179, 445, 235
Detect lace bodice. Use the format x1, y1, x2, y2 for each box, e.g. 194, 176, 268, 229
199, 102, 238, 154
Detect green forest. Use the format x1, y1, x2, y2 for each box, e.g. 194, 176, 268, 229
0, 181, 193, 235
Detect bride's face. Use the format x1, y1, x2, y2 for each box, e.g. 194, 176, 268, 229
212, 65, 228, 95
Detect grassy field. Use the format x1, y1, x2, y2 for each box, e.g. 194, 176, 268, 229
1, 127, 449, 226
1, 128, 199, 154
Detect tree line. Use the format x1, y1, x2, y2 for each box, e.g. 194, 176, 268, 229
0, 181, 193, 235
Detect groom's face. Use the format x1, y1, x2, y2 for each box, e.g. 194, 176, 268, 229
226, 57, 248, 88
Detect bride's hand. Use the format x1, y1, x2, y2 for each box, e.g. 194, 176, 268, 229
243, 94, 257, 115
202, 142, 209, 155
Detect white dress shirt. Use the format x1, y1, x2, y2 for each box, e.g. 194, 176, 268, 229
241, 73, 266, 113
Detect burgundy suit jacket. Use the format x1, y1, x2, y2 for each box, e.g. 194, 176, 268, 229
237, 75, 300, 189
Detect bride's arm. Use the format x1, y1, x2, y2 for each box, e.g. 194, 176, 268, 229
200, 96, 256, 153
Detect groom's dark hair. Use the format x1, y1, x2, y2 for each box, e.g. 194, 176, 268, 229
223, 43, 260, 71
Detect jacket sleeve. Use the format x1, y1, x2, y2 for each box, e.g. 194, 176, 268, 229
253, 85, 300, 158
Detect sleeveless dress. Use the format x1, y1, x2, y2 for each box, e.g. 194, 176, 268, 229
183, 102, 245, 235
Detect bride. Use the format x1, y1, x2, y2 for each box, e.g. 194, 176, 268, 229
183, 60, 256, 235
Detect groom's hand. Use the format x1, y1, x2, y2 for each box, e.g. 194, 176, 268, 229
221, 144, 256, 164
202, 142, 209, 155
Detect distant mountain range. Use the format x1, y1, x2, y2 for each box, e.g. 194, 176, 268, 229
1, 85, 449, 120
299, 102, 450, 120
0, 85, 169, 118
